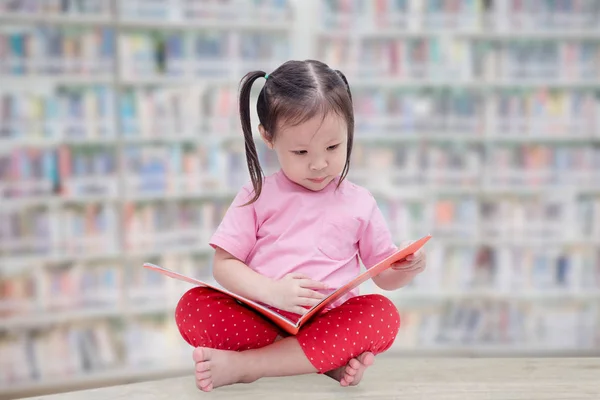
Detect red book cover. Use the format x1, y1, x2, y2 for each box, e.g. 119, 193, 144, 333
144, 235, 432, 335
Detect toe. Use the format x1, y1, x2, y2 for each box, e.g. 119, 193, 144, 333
345, 365, 358, 376
348, 358, 361, 369
196, 370, 211, 381
192, 347, 207, 363
195, 361, 210, 373
197, 378, 213, 391
358, 352, 375, 367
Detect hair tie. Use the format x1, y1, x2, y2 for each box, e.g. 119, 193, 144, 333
264, 73, 269, 80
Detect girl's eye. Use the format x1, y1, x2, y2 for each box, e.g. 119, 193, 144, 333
327, 144, 340, 151
292, 150, 307, 155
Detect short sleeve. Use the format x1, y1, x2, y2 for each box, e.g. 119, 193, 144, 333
209, 185, 257, 262
358, 194, 398, 269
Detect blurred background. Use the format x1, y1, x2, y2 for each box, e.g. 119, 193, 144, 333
1, 0, 599, 398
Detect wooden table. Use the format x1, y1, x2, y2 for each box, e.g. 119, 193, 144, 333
26, 357, 600, 400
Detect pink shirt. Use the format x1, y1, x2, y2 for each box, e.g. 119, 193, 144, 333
209, 169, 398, 309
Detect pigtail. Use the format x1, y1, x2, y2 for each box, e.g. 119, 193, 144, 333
334, 69, 354, 186
335, 69, 353, 102
239, 70, 267, 205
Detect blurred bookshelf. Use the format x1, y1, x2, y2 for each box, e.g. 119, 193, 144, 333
1, 0, 600, 397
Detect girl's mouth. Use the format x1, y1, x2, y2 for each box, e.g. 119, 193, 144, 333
308, 177, 326, 183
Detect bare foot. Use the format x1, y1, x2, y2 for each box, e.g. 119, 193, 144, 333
193, 347, 257, 392
325, 352, 375, 387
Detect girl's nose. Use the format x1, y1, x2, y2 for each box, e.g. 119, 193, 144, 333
310, 157, 327, 171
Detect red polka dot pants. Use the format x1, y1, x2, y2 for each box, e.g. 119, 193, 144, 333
175, 287, 401, 373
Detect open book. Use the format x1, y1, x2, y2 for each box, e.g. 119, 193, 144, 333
143, 234, 431, 335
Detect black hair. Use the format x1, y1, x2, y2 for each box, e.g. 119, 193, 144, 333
238, 59, 354, 204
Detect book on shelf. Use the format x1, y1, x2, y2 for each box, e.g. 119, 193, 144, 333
395, 298, 600, 349
0, 0, 112, 16
0, 25, 115, 77
144, 234, 432, 335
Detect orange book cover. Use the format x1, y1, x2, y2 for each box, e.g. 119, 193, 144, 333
144, 234, 431, 335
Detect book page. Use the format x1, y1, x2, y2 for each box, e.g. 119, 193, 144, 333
144, 234, 431, 334
299, 235, 432, 324
142, 263, 299, 327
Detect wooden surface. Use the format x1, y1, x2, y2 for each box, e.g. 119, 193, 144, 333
25, 357, 600, 400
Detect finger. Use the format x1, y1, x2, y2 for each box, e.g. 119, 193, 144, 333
296, 297, 322, 307
414, 264, 426, 273
404, 259, 426, 272
391, 260, 412, 270
408, 250, 424, 262
298, 279, 329, 290
299, 288, 326, 299
392, 260, 423, 271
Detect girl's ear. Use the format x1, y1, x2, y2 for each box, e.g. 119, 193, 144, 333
258, 124, 274, 149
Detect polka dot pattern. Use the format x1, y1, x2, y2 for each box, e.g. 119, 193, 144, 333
175, 289, 400, 374
175, 287, 281, 351
297, 294, 401, 373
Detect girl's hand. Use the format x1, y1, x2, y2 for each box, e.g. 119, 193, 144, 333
391, 241, 427, 274
267, 273, 329, 315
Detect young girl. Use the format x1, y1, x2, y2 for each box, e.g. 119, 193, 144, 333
175, 60, 427, 392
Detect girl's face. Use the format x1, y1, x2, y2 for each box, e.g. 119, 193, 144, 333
259, 112, 348, 191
